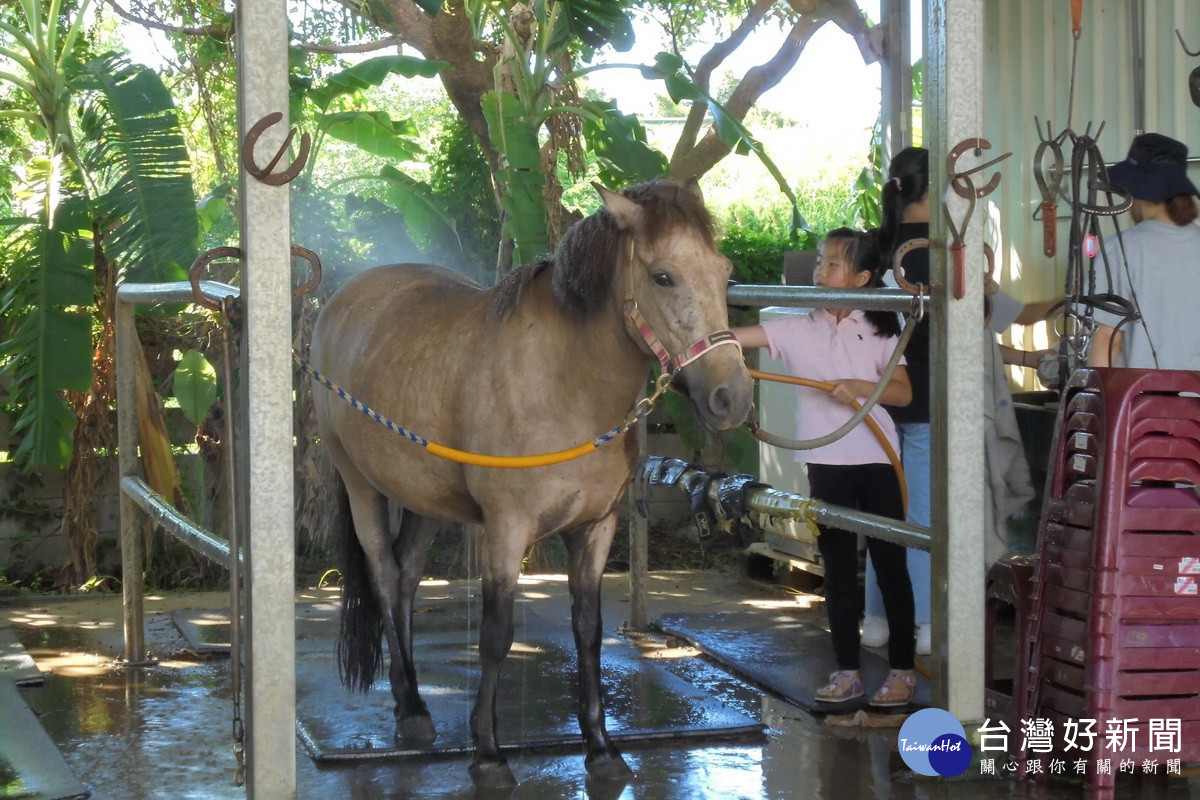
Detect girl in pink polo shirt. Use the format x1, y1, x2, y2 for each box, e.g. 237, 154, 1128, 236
731, 228, 917, 706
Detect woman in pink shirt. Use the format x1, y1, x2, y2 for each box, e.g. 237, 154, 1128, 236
731, 228, 917, 706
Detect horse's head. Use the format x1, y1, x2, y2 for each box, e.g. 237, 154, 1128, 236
596, 179, 753, 432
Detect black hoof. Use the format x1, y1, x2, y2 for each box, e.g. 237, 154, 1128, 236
396, 713, 437, 746
585, 751, 634, 783
469, 758, 517, 789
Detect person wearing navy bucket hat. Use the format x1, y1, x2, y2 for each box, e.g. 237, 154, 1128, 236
1088, 132, 1200, 370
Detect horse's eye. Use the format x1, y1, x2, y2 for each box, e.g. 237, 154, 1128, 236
651, 272, 675, 288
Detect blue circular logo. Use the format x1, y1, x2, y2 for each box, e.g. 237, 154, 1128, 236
897, 708, 972, 776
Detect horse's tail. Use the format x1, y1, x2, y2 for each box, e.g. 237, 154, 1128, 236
334, 475, 383, 693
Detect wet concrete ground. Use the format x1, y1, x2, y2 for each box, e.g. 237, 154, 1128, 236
3, 571, 1197, 800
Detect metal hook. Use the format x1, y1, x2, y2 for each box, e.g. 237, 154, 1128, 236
241, 112, 311, 186
942, 173, 977, 300
1177, 28, 1200, 57
947, 138, 1011, 199
189, 243, 323, 312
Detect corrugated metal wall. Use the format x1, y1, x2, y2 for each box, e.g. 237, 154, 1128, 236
981, 0, 1200, 383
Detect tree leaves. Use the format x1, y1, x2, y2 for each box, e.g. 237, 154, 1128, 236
75, 54, 200, 285
582, 99, 668, 188
320, 111, 424, 161
306, 55, 448, 111
172, 350, 218, 426
544, 0, 635, 54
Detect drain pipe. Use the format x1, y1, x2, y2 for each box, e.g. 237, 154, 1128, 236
1130, 0, 1145, 135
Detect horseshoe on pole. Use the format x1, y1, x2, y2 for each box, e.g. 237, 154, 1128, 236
241, 112, 311, 186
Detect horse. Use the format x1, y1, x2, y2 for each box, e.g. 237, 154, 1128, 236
310, 178, 753, 788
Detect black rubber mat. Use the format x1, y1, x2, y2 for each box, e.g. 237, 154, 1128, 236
655, 612, 929, 715
294, 606, 764, 762
0, 678, 88, 800
169, 609, 232, 654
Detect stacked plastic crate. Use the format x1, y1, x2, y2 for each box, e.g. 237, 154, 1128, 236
1020, 368, 1200, 793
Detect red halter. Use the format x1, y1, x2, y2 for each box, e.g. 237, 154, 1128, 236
621, 238, 741, 376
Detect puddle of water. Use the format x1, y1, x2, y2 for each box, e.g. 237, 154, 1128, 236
9, 609, 1200, 800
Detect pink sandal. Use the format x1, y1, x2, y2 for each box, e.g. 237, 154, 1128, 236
815, 670, 864, 703
870, 669, 916, 707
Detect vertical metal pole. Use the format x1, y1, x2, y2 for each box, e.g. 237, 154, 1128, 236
926, 0, 986, 723
881, 0, 913, 161
116, 295, 144, 664
628, 400, 649, 631
236, 0, 296, 793
1129, 0, 1145, 135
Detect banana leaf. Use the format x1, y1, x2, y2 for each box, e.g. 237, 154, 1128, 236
73, 54, 199, 285
134, 337, 185, 510
582, 99, 668, 187
306, 55, 449, 111
320, 111, 424, 161
0, 196, 94, 470
377, 165, 463, 252
172, 349, 218, 427
482, 89, 548, 266
541, 0, 634, 54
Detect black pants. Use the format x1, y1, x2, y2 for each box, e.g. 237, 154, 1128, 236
808, 462, 915, 671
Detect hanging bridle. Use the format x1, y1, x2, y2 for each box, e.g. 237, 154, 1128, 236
620, 237, 741, 377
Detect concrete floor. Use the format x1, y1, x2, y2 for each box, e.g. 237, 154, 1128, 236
2, 571, 1197, 800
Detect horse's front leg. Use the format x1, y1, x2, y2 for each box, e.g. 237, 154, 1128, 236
468, 529, 523, 788
563, 514, 633, 782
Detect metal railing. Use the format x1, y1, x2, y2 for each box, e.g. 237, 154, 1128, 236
116, 280, 241, 664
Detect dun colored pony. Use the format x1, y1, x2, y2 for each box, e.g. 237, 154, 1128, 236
311, 178, 752, 787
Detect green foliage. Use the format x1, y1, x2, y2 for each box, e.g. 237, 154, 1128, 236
426, 114, 501, 281
482, 88, 548, 266
306, 55, 448, 111
320, 111, 424, 161
377, 164, 461, 252
719, 225, 813, 286
74, 54, 201, 284
172, 349, 218, 425
544, 0, 635, 55
0, 193, 94, 469
582, 98, 667, 188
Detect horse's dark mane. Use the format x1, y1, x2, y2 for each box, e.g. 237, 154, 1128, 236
489, 180, 715, 321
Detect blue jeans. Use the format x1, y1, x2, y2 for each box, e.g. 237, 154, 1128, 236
866, 422, 930, 624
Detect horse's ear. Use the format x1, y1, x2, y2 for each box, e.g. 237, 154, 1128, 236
683, 175, 704, 202
593, 181, 642, 231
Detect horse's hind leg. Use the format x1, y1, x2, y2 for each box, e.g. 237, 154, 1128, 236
562, 513, 633, 782
342, 478, 435, 745
390, 508, 438, 743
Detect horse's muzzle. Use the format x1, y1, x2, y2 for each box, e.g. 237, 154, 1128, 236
679, 362, 753, 433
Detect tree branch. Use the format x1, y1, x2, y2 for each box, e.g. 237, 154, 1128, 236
100, 0, 229, 37
675, 0, 774, 153
295, 36, 406, 54
670, 13, 826, 180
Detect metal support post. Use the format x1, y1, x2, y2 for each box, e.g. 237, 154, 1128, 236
236, 0, 296, 792
116, 293, 144, 665
628, 394, 649, 631
926, 0, 987, 723
881, 0, 913, 160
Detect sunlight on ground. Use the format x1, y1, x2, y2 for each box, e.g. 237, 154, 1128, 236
518, 574, 568, 585
6, 611, 59, 627
643, 645, 701, 660
741, 596, 818, 611
26, 649, 110, 678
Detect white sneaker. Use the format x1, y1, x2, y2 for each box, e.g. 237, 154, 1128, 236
861, 615, 889, 648
916, 623, 932, 656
